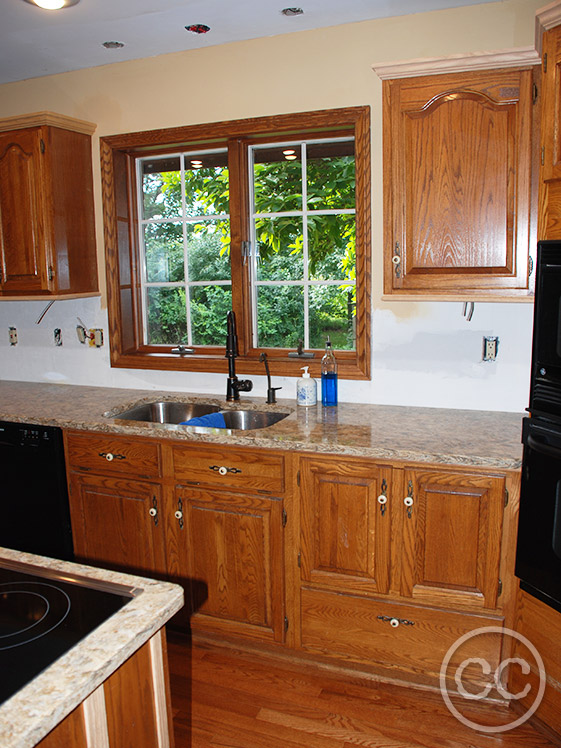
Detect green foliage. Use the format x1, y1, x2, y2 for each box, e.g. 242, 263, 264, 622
141, 144, 356, 350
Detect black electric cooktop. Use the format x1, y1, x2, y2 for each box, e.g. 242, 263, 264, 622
0, 563, 138, 705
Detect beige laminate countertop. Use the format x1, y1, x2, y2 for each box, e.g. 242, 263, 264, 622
0, 547, 183, 748
0, 380, 524, 469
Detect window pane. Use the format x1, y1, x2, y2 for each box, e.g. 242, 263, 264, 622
187, 220, 231, 282
253, 146, 302, 213
307, 141, 355, 211
256, 217, 303, 281
309, 285, 355, 350
146, 287, 187, 344
190, 285, 232, 346
184, 152, 229, 216
142, 157, 181, 219
257, 286, 303, 348
144, 222, 184, 282
308, 214, 355, 282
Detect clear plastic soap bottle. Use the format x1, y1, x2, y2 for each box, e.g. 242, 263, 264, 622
321, 336, 338, 406
297, 366, 317, 407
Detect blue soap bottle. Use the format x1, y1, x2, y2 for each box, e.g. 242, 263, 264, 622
321, 336, 338, 407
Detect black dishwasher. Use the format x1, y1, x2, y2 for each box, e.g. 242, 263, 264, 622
0, 421, 74, 561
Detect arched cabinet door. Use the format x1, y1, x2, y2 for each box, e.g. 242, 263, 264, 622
383, 67, 535, 298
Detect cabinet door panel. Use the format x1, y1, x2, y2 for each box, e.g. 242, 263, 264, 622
300, 457, 391, 595
174, 487, 285, 643
69, 473, 166, 577
539, 25, 561, 239
384, 68, 534, 296
0, 128, 48, 292
401, 469, 505, 609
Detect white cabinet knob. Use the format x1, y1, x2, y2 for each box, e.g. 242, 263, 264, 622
377, 495, 387, 505
149, 507, 157, 517
390, 618, 400, 628
218, 466, 228, 475
174, 510, 183, 520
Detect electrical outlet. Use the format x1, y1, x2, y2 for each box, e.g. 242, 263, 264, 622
9, 326, 17, 346
483, 336, 499, 361
89, 328, 104, 347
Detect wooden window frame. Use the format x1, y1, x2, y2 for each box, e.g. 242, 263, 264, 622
100, 107, 371, 380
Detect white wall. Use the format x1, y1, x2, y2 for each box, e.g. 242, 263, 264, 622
0, 0, 542, 412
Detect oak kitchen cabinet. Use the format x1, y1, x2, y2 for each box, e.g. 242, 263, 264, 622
64, 427, 519, 691
382, 67, 536, 299
65, 431, 289, 645
539, 23, 561, 240
297, 455, 512, 686
0, 112, 98, 298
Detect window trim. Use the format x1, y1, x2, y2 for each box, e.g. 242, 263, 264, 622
100, 107, 371, 380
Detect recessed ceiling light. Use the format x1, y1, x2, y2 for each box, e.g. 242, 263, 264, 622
281, 7, 304, 16
102, 41, 125, 49
282, 149, 296, 155
185, 24, 211, 34
22, 0, 80, 9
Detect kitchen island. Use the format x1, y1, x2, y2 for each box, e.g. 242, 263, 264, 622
0, 547, 183, 748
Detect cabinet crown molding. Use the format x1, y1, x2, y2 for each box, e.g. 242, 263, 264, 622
0, 111, 96, 135
372, 46, 539, 80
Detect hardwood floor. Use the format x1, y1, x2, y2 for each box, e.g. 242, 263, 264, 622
167, 633, 560, 748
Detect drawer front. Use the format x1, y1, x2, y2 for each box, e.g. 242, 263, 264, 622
172, 444, 284, 493
65, 432, 161, 478
300, 587, 503, 688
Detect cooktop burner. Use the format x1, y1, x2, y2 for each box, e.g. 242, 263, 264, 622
0, 564, 137, 705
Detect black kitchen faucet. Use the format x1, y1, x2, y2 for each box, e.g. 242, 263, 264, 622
225, 311, 253, 401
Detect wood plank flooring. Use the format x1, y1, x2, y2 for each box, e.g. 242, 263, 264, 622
168, 634, 560, 748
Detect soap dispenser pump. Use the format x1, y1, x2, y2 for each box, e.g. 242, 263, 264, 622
297, 366, 317, 407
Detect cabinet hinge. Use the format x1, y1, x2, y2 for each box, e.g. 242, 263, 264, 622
498, 578, 503, 598
528, 256, 534, 279
48, 266, 54, 281
544, 52, 548, 74
542, 145, 545, 166
532, 82, 539, 105
296, 470, 300, 487
40, 139, 45, 154
297, 551, 301, 568
504, 487, 509, 508
282, 508, 287, 527
284, 616, 289, 633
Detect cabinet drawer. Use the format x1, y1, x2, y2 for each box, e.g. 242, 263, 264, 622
65, 432, 161, 478
300, 587, 503, 688
172, 444, 285, 494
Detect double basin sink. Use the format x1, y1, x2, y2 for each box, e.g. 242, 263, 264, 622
108, 400, 289, 431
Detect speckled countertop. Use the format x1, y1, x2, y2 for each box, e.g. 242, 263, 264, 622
0, 547, 183, 748
0, 380, 524, 469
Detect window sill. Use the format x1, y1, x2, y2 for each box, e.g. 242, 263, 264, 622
110, 350, 370, 381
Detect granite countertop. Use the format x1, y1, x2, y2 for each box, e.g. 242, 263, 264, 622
0, 547, 183, 748
0, 380, 524, 469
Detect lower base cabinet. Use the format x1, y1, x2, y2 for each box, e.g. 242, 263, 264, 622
300, 587, 503, 688
65, 430, 519, 696
173, 486, 286, 643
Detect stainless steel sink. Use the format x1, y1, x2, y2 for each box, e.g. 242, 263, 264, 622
219, 409, 289, 430
112, 401, 220, 424
109, 401, 289, 430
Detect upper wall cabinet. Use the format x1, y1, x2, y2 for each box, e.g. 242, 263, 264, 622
539, 24, 561, 239
381, 68, 537, 299
0, 112, 99, 298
